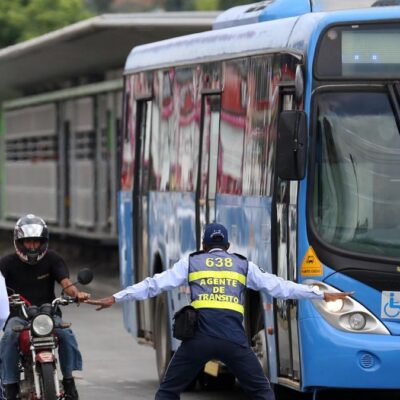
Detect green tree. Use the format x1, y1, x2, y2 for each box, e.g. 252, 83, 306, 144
194, 0, 219, 10
0, 0, 92, 48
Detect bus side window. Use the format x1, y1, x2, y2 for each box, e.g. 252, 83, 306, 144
277, 110, 307, 180
208, 96, 221, 207
199, 94, 221, 226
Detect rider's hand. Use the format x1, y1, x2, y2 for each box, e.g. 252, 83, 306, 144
323, 291, 354, 302
85, 296, 115, 311
76, 291, 91, 303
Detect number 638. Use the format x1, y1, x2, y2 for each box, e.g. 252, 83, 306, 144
205, 257, 233, 268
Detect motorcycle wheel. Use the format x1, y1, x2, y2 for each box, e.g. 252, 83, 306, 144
39, 363, 57, 400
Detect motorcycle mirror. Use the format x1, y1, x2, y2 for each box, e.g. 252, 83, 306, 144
77, 268, 93, 285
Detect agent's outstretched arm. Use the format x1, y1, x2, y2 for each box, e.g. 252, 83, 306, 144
86, 296, 115, 311
86, 257, 189, 311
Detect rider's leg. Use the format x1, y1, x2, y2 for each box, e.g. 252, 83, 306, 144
55, 317, 82, 379
0, 372, 6, 400
62, 377, 79, 400
4, 383, 19, 400
55, 317, 81, 400
0, 317, 27, 385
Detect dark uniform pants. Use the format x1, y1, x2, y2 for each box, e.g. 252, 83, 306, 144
155, 334, 275, 400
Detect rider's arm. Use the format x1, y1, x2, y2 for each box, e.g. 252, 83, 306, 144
0, 272, 10, 329
60, 278, 90, 302
60, 278, 79, 297
50, 251, 90, 302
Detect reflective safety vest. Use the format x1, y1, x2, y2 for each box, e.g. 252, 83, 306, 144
188, 250, 248, 315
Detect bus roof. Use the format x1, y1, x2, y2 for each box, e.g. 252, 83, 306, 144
213, 0, 400, 29
124, 6, 400, 74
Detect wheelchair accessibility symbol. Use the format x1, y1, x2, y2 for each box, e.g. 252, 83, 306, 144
381, 291, 400, 319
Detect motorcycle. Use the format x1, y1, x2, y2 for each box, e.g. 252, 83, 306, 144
7, 268, 93, 400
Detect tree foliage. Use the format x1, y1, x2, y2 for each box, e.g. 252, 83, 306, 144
0, 0, 92, 48
194, 0, 219, 11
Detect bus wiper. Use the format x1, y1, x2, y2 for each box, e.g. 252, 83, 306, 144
323, 266, 398, 283
387, 83, 400, 135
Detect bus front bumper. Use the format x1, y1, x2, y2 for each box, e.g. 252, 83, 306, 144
300, 316, 400, 390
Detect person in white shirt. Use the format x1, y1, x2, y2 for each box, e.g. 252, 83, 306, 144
0, 272, 8, 331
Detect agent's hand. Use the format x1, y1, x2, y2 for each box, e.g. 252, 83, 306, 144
85, 296, 115, 311
324, 291, 354, 302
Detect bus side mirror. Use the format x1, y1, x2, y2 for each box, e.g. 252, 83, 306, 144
277, 110, 307, 180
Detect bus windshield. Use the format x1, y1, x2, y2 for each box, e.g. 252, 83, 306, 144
312, 90, 400, 259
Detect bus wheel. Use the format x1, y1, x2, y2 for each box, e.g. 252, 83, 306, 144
252, 329, 269, 376
154, 292, 172, 381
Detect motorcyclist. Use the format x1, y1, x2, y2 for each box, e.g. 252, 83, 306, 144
0, 214, 90, 400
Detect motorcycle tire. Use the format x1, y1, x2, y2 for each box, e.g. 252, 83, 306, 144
39, 363, 57, 400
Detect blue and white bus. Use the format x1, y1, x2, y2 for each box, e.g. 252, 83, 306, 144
118, 0, 400, 395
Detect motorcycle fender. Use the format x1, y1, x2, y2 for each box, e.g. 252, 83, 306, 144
36, 351, 55, 363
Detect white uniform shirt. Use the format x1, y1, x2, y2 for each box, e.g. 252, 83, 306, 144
114, 249, 324, 302
0, 272, 10, 329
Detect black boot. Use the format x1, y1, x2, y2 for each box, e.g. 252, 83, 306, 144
62, 377, 79, 400
5, 383, 19, 400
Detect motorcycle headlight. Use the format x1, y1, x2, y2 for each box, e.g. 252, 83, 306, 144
305, 280, 389, 335
32, 314, 54, 337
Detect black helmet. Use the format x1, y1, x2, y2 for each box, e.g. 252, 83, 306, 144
14, 214, 49, 265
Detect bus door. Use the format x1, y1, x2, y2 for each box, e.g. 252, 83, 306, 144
196, 94, 221, 248
274, 91, 301, 387
133, 99, 152, 337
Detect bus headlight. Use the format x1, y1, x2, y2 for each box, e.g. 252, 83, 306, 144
32, 314, 54, 337
305, 280, 389, 335
349, 312, 366, 330
326, 299, 344, 313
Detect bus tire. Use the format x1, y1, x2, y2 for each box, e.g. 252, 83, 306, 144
154, 292, 172, 382
252, 328, 269, 376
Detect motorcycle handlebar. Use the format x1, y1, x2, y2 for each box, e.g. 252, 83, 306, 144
10, 294, 78, 318
9, 296, 29, 319
52, 295, 77, 307
9, 294, 31, 306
